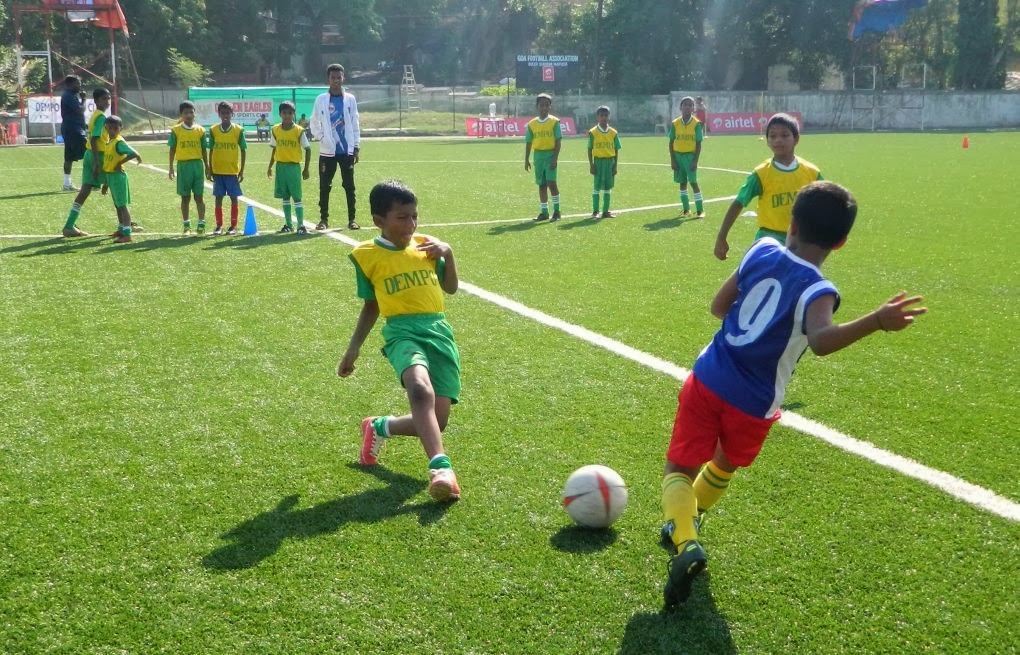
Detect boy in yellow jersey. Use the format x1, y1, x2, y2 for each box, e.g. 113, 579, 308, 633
168, 101, 209, 235
338, 180, 463, 502
668, 96, 705, 218
266, 101, 311, 233
659, 181, 926, 609
62, 87, 111, 237
100, 115, 142, 244
206, 102, 247, 235
524, 93, 563, 222
587, 105, 621, 219
714, 113, 822, 260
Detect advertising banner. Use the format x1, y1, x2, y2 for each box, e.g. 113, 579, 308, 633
193, 99, 275, 126
707, 111, 804, 134
464, 116, 577, 138
28, 96, 104, 124
514, 55, 582, 89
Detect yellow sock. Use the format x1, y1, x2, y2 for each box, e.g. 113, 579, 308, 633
661, 472, 699, 546
693, 461, 734, 511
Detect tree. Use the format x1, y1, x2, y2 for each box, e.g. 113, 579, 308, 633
954, 0, 1005, 88
168, 47, 213, 88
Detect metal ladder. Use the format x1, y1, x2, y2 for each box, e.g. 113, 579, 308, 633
402, 65, 421, 112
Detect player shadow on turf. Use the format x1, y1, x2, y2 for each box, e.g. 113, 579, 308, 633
202, 233, 305, 250
487, 220, 544, 235
1, 236, 104, 257
92, 236, 204, 253
202, 464, 450, 571
556, 216, 602, 231
617, 573, 736, 655
0, 191, 66, 201
549, 524, 619, 553
643, 215, 702, 232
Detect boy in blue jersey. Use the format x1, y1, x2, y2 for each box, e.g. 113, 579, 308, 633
337, 180, 463, 502
659, 181, 927, 610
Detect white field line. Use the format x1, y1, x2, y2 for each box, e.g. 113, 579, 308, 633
11, 161, 1019, 522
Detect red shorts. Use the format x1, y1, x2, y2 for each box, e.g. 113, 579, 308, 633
666, 373, 779, 468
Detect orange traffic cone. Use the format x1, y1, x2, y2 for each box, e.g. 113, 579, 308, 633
962, 135, 970, 149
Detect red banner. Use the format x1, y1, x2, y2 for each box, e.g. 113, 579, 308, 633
465, 116, 577, 138
707, 112, 804, 134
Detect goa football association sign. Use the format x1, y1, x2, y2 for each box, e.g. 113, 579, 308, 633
515, 55, 581, 90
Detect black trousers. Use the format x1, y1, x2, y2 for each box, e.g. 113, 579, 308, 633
318, 154, 356, 224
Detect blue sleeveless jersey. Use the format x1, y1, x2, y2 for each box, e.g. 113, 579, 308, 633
693, 238, 840, 418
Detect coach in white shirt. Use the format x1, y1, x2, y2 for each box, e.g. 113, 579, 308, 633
310, 63, 361, 230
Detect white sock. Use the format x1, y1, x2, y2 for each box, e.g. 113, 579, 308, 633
64, 173, 72, 186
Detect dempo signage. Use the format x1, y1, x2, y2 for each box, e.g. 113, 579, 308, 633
28, 96, 106, 124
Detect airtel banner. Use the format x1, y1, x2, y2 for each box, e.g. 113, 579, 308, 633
708, 112, 804, 134
465, 116, 577, 138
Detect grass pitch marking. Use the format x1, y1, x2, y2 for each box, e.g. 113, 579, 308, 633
127, 162, 1019, 523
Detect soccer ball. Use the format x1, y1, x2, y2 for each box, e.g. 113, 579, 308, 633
561, 465, 628, 528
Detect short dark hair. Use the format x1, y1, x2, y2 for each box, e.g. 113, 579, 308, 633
93, 88, 111, 101
370, 179, 417, 217
279, 101, 295, 114
766, 112, 800, 139
792, 181, 857, 249
596, 105, 610, 115
105, 114, 123, 128
536, 93, 553, 104
64, 75, 80, 87
217, 101, 233, 112
326, 63, 345, 75
178, 101, 195, 114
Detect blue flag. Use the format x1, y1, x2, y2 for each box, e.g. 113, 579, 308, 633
849, 0, 929, 40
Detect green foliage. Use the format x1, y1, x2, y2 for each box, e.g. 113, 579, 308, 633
478, 81, 528, 96
168, 47, 214, 88
953, 0, 1006, 88
0, 46, 47, 109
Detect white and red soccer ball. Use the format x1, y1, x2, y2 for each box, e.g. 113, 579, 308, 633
561, 465, 628, 528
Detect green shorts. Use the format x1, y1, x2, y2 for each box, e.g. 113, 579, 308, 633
592, 157, 616, 191
755, 227, 788, 244
176, 159, 205, 197
273, 163, 303, 200
672, 152, 699, 185
381, 313, 461, 403
532, 150, 558, 186
106, 171, 130, 208
81, 150, 106, 188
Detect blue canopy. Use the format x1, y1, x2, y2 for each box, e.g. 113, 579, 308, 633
849, 0, 930, 40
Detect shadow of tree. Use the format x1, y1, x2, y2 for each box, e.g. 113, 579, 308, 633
202, 465, 450, 571
617, 572, 736, 655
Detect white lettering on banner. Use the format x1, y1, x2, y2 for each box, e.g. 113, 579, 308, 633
707, 112, 804, 134
193, 99, 275, 125
464, 117, 576, 138
28, 96, 102, 124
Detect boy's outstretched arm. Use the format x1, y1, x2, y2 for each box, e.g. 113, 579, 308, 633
714, 200, 744, 260
338, 299, 381, 377
805, 291, 927, 357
